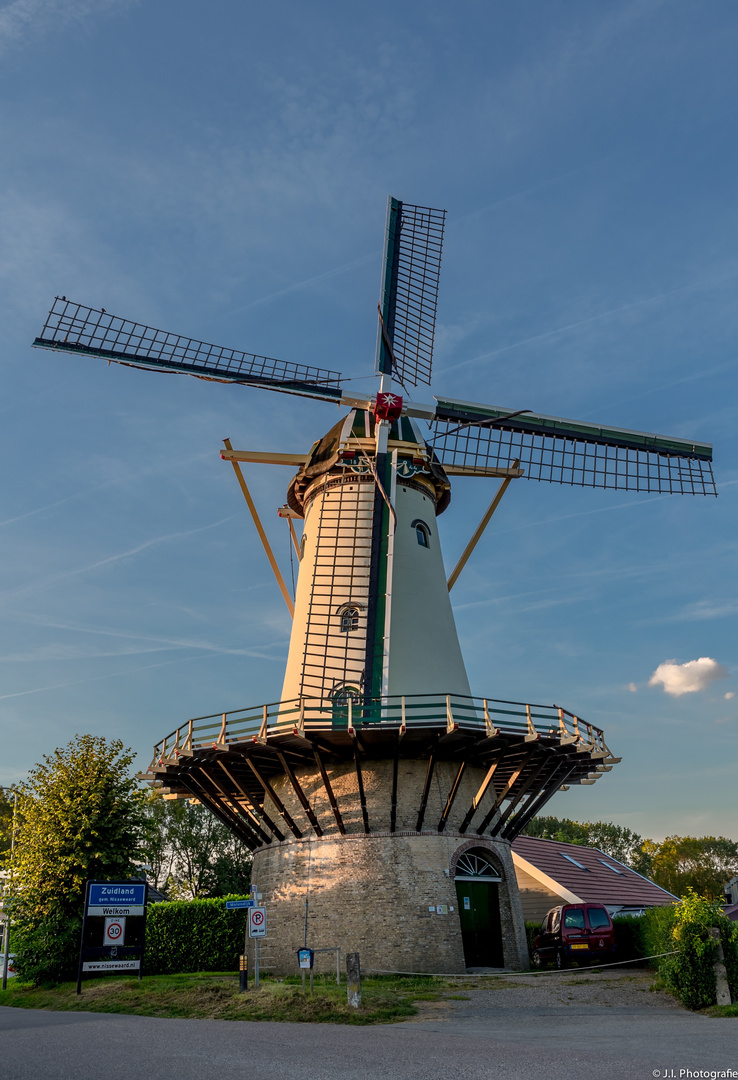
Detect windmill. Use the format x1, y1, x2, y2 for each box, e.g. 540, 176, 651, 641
33, 198, 716, 973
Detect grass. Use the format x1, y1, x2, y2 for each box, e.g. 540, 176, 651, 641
0, 971, 452, 1025
703, 1003, 738, 1018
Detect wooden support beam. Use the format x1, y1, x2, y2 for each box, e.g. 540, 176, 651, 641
502, 761, 578, 840
312, 747, 345, 835
447, 460, 519, 592
353, 747, 370, 834
475, 747, 537, 835
180, 775, 258, 851
244, 757, 303, 839
223, 438, 295, 618
489, 755, 549, 837
217, 760, 286, 841
443, 464, 524, 478
221, 449, 308, 466
458, 747, 506, 833
437, 761, 467, 833
276, 750, 323, 836
390, 735, 400, 834
415, 752, 436, 832
198, 765, 272, 846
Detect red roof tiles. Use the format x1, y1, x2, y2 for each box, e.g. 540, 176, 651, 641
512, 834, 678, 907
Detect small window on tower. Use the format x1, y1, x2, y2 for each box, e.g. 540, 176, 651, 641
411, 519, 430, 547
338, 604, 360, 633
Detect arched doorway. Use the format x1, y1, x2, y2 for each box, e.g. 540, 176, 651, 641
454, 848, 504, 967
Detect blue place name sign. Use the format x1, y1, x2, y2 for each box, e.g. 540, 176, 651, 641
225, 899, 255, 910
89, 884, 147, 907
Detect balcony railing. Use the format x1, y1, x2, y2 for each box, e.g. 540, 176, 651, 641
149, 693, 610, 770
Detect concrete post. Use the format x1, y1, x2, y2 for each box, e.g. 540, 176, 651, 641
346, 952, 361, 1008
710, 928, 732, 1007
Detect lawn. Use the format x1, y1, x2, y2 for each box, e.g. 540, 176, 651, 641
0, 971, 455, 1025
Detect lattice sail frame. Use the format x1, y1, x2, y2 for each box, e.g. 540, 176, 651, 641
376, 198, 446, 388
432, 400, 716, 495
34, 297, 344, 399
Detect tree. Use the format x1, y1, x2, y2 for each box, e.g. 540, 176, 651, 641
524, 816, 589, 846
139, 796, 251, 899
7, 735, 147, 984
649, 836, 738, 900
0, 786, 16, 868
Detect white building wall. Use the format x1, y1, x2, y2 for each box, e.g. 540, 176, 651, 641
387, 482, 471, 698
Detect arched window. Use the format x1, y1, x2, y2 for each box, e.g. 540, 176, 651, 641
411, 518, 430, 547
337, 603, 361, 633
454, 849, 503, 882
331, 684, 361, 729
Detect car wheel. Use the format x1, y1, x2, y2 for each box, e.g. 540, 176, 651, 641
531, 950, 544, 969
555, 949, 567, 970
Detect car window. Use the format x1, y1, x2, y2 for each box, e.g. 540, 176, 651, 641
563, 908, 586, 929
587, 907, 610, 929
550, 909, 561, 933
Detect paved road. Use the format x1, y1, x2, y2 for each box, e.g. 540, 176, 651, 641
1, 1000, 735, 1080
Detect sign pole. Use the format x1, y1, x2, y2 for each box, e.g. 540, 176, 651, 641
2, 790, 17, 991
76, 880, 91, 995
1, 916, 9, 991
255, 937, 260, 989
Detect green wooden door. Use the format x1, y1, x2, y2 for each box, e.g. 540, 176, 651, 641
455, 880, 504, 967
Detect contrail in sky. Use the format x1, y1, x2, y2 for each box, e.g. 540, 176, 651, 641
437, 268, 738, 377
234, 253, 375, 313
0, 514, 239, 604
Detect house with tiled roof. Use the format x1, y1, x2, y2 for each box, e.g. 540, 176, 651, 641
511, 835, 678, 922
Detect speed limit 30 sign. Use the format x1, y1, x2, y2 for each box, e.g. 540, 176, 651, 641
248, 906, 267, 938
103, 917, 126, 946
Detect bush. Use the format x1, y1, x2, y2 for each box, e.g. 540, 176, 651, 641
656, 893, 738, 1011
11, 912, 81, 986
612, 914, 648, 963
143, 896, 250, 975
525, 921, 539, 958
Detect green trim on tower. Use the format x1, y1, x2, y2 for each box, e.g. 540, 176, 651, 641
376, 197, 402, 376
363, 451, 393, 701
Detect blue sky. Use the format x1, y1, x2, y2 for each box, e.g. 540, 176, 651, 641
1, 0, 737, 841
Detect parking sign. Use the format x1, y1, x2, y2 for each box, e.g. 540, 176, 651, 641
249, 906, 267, 938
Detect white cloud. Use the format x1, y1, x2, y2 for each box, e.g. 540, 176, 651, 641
627, 682, 638, 693
725, 692, 736, 701
648, 657, 729, 698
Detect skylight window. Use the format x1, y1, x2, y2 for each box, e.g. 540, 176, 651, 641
598, 859, 624, 875
560, 853, 589, 870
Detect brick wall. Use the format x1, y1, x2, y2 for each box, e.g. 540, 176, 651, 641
249, 830, 530, 976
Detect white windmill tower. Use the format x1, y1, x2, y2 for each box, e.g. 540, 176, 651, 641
34, 197, 716, 973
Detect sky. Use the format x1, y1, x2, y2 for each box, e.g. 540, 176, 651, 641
1, 0, 737, 842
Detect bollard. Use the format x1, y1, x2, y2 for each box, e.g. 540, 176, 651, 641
239, 954, 248, 993
710, 927, 732, 1006
346, 952, 361, 1008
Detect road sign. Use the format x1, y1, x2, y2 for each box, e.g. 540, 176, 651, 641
87, 882, 146, 917
103, 917, 126, 946
225, 899, 255, 910
297, 948, 314, 969
77, 879, 148, 994
249, 906, 267, 938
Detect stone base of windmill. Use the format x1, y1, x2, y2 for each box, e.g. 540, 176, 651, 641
249, 832, 529, 976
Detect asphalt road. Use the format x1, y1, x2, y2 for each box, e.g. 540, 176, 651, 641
1, 1000, 735, 1080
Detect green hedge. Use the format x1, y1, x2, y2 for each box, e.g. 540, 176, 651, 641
646, 894, 738, 1010
143, 896, 250, 975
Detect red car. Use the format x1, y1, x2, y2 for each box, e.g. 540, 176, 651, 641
531, 904, 616, 969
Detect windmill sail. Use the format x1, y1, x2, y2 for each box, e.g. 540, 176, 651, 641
376, 198, 446, 387
33, 298, 344, 402
432, 397, 716, 495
